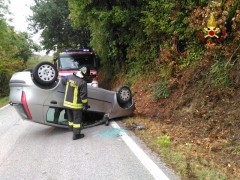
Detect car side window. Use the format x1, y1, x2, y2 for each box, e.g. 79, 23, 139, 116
46, 107, 68, 125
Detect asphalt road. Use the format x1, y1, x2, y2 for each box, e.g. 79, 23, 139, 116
0, 105, 180, 180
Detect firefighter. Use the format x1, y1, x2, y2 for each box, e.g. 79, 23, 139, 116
62, 66, 89, 140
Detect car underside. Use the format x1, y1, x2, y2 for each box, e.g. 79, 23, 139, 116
9, 62, 135, 128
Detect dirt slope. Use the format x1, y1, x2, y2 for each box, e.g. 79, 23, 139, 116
129, 75, 240, 179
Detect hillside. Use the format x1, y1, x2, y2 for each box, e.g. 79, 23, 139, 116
104, 60, 240, 179
2, 0, 239, 178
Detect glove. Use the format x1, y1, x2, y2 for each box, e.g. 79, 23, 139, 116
83, 104, 90, 111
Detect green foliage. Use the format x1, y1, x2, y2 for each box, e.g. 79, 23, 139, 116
66, 0, 239, 92
0, 60, 24, 97
30, 0, 90, 52
68, 0, 143, 73
127, 60, 145, 78
210, 61, 233, 88
140, 0, 198, 42
159, 63, 174, 81
180, 46, 205, 70
124, 79, 132, 88
0, 0, 9, 18
151, 81, 171, 99
88, 9, 111, 65
26, 55, 53, 69
0, 96, 9, 108
0, 2, 36, 97
157, 134, 171, 147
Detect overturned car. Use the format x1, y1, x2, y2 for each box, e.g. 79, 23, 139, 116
9, 61, 135, 128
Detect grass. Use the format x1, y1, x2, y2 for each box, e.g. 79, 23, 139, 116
0, 96, 9, 108
122, 117, 237, 180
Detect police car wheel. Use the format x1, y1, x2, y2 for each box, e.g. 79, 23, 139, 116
116, 86, 132, 104
32, 61, 58, 86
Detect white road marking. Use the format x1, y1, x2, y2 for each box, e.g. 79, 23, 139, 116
0, 104, 9, 111
111, 121, 169, 180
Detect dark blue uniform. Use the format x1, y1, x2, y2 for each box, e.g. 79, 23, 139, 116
62, 74, 88, 139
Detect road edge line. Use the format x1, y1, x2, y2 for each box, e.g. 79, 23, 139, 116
111, 121, 169, 180
0, 104, 9, 111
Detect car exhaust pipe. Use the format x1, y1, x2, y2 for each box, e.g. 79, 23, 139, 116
9, 101, 14, 106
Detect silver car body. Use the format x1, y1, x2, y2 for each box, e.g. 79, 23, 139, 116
9, 71, 135, 128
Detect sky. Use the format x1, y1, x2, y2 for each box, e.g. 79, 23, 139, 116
7, 0, 46, 55
8, 0, 34, 32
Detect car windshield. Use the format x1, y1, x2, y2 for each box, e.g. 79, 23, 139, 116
59, 54, 97, 70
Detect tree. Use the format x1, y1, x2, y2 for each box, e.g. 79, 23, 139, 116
0, 1, 37, 97
0, 0, 8, 18
68, 0, 239, 82
29, 0, 90, 53
68, 0, 143, 72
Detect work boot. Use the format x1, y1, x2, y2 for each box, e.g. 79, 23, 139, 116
72, 134, 84, 140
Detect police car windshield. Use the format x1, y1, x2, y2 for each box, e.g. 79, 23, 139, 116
59, 54, 96, 70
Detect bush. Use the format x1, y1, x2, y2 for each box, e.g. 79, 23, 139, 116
210, 61, 233, 88
151, 81, 171, 99
0, 60, 24, 98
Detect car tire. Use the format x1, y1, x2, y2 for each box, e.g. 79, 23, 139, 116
116, 86, 132, 104
32, 61, 58, 86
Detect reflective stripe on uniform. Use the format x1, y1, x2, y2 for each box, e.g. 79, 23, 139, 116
69, 80, 77, 88
82, 99, 88, 104
63, 101, 83, 109
64, 83, 69, 104
63, 77, 84, 133
73, 124, 81, 128
68, 121, 73, 126
64, 80, 83, 109
73, 84, 78, 106
68, 80, 79, 105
